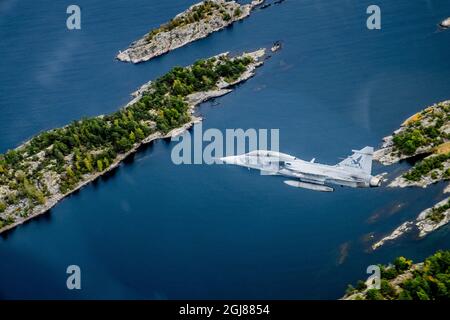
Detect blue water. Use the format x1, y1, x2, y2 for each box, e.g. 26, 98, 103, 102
1, 0, 450, 299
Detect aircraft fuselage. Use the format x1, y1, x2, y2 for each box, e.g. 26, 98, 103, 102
220, 149, 382, 191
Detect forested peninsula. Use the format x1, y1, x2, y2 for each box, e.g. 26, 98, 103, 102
117, 0, 265, 63
0, 49, 266, 234
343, 250, 450, 300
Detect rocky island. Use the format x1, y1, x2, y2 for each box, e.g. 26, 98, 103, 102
372, 198, 450, 250
343, 250, 450, 300
440, 17, 450, 29
0, 48, 267, 234
372, 100, 450, 249
117, 0, 265, 63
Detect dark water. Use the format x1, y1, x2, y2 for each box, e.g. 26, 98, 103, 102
1, 0, 450, 299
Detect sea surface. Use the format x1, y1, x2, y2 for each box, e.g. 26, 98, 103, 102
1, 0, 450, 299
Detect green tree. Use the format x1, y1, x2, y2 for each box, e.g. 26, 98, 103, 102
380, 280, 397, 299
380, 266, 398, 280
366, 289, 384, 300
15, 170, 26, 183
66, 166, 75, 178
398, 290, 413, 300
394, 256, 413, 272
393, 129, 428, 155
83, 157, 93, 172
345, 284, 356, 295
103, 157, 109, 168
0, 201, 6, 213
222, 13, 231, 21
172, 79, 189, 96
129, 132, 136, 144
416, 288, 430, 300
5, 149, 20, 165
23, 179, 45, 205
435, 281, 448, 299
135, 128, 145, 140
103, 157, 110, 168
97, 160, 104, 172
116, 136, 132, 153
356, 280, 367, 291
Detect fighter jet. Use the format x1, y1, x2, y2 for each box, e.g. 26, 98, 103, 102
219, 147, 382, 192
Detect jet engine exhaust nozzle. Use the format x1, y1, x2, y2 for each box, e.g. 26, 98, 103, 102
370, 176, 382, 187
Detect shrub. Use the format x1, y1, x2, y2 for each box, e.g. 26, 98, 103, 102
393, 256, 413, 273
393, 129, 427, 155
366, 289, 384, 300
0, 201, 6, 213
356, 280, 367, 291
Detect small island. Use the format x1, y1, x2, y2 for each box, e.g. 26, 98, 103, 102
372, 198, 450, 250
117, 0, 265, 63
372, 101, 450, 249
0, 48, 267, 233
343, 250, 450, 300
440, 17, 450, 29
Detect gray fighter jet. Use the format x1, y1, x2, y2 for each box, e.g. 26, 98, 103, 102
220, 147, 382, 192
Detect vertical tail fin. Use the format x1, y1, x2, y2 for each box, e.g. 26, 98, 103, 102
338, 147, 374, 174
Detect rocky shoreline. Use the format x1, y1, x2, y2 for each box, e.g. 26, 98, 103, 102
372, 196, 450, 250
372, 221, 414, 250
0, 48, 267, 235
416, 197, 450, 237
117, 0, 265, 64
387, 158, 450, 189
374, 101, 450, 166
373, 134, 426, 166
371, 100, 450, 249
